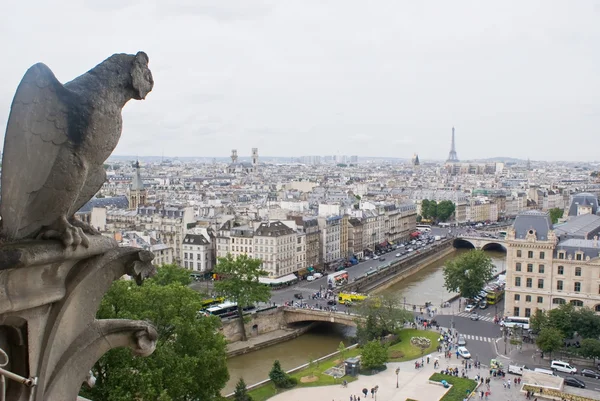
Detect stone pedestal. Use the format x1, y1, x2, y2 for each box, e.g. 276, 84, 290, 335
0, 236, 157, 401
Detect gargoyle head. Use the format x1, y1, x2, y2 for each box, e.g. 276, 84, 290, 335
131, 51, 154, 100
127, 250, 157, 285
133, 325, 158, 357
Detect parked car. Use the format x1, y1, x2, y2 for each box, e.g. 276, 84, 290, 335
396, 253, 401, 257
306, 276, 315, 282
457, 335, 466, 346
508, 365, 527, 376
373, 255, 379, 260
551, 360, 577, 374
294, 293, 303, 299
379, 257, 386, 261
465, 304, 476, 313
327, 300, 337, 306
313, 272, 323, 278
470, 313, 480, 321
563, 377, 586, 388
457, 346, 471, 359
581, 369, 600, 379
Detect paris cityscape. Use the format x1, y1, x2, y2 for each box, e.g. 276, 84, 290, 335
1, 2, 600, 401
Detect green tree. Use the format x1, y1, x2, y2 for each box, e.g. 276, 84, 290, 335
443, 250, 495, 300
357, 294, 413, 335
214, 254, 271, 341
269, 360, 296, 389
578, 338, 600, 359
529, 309, 549, 334
361, 340, 388, 370
436, 200, 456, 222
416, 215, 423, 223
356, 314, 384, 345
337, 341, 347, 361
151, 263, 192, 286
548, 208, 563, 224
570, 307, 600, 339
233, 378, 252, 401
536, 327, 564, 357
82, 271, 229, 401
547, 303, 576, 338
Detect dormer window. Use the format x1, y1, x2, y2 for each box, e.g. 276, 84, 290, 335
576, 253, 583, 261
558, 252, 565, 259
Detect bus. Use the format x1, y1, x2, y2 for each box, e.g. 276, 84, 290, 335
206, 301, 238, 318
201, 296, 225, 308
416, 224, 432, 232
486, 289, 505, 305
338, 292, 368, 305
500, 316, 530, 330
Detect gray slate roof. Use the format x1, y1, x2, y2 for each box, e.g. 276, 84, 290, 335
554, 214, 600, 240
556, 238, 600, 260
78, 196, 129, 213
255, 221, 295, 237
183, 234, 209, 245
513, 210, 553, 241
567, 192, 599, 217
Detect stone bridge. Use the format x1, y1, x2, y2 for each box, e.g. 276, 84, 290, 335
282, 307, 362, 327
453, 235, 507, 252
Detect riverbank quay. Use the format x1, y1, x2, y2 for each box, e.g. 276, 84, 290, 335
226, 323, 315, 358
342, 239, 455, 294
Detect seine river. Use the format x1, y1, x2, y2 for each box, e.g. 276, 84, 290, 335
223, 249, 506, 394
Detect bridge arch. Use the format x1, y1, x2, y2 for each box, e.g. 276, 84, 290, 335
481, 242, 507, 252
453, 238, 475, 249
283, 308, 359, 327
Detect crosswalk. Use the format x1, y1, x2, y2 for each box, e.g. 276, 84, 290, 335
455, 311, 495, 322
460, 333, 497, 343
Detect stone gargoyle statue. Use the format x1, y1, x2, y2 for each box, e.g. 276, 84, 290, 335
0, 53, 159, 401
0, 51, 154, 248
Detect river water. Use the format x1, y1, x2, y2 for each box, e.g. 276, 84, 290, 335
223, 249, 506, 394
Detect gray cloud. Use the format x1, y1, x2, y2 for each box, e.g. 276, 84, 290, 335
1, 0, 599, 161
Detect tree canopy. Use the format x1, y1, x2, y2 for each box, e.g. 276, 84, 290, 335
420, 199, 456, 222
443, 250, 495, 299
535, 327, 563, 356
548, 208, 564, 224
81, 265, 229, 401
214, 254, 271, 341
361, 340, 388, 370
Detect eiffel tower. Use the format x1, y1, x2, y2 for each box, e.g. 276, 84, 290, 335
446, 126, 459, 162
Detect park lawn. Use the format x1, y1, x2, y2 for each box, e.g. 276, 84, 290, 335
247, 347, 361, 401
388, 329, 440, 362
429, 373, 477, 401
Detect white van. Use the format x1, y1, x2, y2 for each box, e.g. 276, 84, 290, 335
551, 360, 577, 374
508, 365, 527, 375
534, 368, 556, 376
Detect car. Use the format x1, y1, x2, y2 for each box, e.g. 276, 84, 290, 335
457, 335, 466, 346
313, 272, 323, 278
479, 301, 488, 309
551, 360, 577, 374
306, 276, 315, 281
470, 313, 480, 321
379, 257, 386, 261
373, 255, 379, 260
465, 304, 476, 313
563, 377, 586, 388
396, 253, 401, 257
457, 346, 471, 359
327, 300, 337, 306
581, 369, 600, 379
294, 293, 303, 299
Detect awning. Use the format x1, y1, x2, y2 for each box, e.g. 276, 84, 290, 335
259, 273, 298, 285
307, 267, 315, 272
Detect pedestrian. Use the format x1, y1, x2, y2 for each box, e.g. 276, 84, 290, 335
517, 377, 521, 385
371, 388, 374, 398
362, 388, 368, 398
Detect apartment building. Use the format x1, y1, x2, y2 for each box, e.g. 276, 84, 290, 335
229, 225, 254, 259
318, 215, 342, 265
348, 218, 364, 259
182, 233, 213, 272
504, 197, 600, 317
254, 221, 296, 278
340, 214, 349, 258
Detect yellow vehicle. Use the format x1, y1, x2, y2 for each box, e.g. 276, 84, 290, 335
201, 296, 225, 308
338, 292, 368, 305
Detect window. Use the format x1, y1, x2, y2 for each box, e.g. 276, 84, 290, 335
595, 304, 600, 312
528, 251, 534, 258
514, 294, 521, 301
557, 266, 564, 275
576, 253, 582, 261
513, 307, 520, 316
558, 252, 565, 259
517, 250, 522, 257
574, 282, 581, 292
537, 296, 543, 303
553, 298, 566, 305
525, 295, 532, 302
526, 278, 533, 288
539, 265, 545, 274
538, 279, 544, 289
575, 267, 582, 276
570, 300, 584, 307
525, 308, 531, 317
515, 262, 522, 272
184, 252, 188, 259
540, 251, 545, 259
527, 264, 533, 273
557, 280, 563, 291
515, 276, 521, 287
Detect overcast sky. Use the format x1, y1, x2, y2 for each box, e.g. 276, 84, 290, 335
1, 1, 599, 161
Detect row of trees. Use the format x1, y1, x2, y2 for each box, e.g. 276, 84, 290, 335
82, 253, 274, 401
531, 304, 600, 359
419, 199, 456, 222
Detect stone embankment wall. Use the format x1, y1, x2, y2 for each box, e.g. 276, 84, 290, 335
221, 306, 285, 342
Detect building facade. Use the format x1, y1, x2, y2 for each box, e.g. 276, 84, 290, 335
182, 233, 213, 272
254, 221, 296, 278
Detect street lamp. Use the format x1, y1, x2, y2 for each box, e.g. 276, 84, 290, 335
396, 367, 400, 388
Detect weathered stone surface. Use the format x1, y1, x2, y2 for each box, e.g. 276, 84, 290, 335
0, 52, 154, 249
0, 53, 157, 401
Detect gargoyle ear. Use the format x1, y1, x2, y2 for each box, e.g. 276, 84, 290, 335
134, 51, 149, 66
